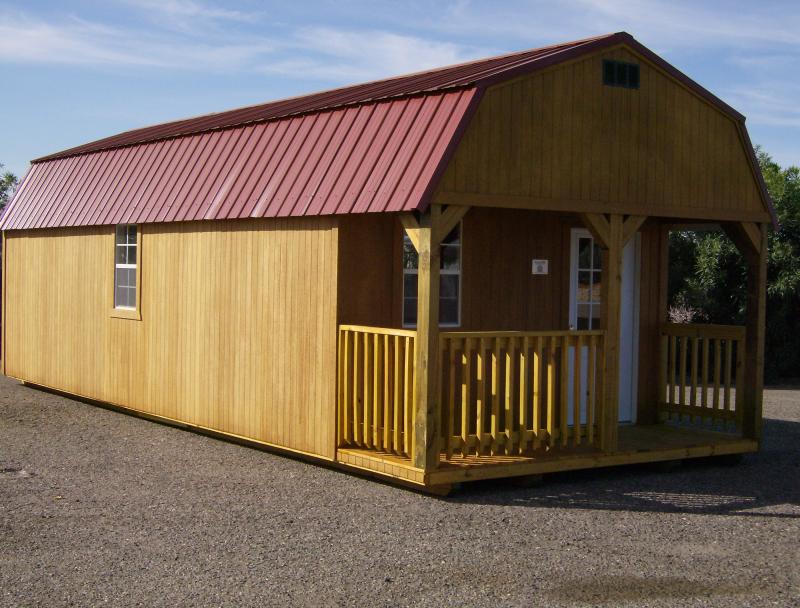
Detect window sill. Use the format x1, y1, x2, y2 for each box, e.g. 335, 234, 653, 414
110, 308, 141, 321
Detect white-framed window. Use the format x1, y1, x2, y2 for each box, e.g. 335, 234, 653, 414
402, 223, 461, 327
114, 224, 137, 309
573, 232, 602, 330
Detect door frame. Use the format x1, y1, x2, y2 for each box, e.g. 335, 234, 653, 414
568, 227, 641, 424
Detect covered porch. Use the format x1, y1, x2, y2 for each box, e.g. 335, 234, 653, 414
332, 206, 767, 491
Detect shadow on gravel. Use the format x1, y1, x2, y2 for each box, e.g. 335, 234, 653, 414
447, 418, 800, 519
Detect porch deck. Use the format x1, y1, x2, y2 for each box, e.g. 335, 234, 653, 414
337, 424, 758, 488
336, 323, 755, 490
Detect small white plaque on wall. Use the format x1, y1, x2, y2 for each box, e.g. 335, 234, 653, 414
531, 259, 549, 275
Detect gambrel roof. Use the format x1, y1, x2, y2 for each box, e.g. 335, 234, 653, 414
1, 32, 775, 230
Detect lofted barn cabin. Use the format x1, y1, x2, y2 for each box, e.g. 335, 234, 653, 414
1, 32, 774, 492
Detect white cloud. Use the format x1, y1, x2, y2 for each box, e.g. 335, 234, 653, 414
0, 10, 274, 69
568, 0, 800, 48
124, 0, 254, 21
0, 9, 482, 85
725, 86, 800, 128
279, 27, 482, 81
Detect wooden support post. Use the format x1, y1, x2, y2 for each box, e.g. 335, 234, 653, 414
595, 213, 624, 453
641, 222, 669, 425
739, 223, 768, 441
413, 206, 442, 470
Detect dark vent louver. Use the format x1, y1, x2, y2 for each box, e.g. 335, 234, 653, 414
603, 59, 640, 89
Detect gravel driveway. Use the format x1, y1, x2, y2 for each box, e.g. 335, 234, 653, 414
1, 375, 798, 607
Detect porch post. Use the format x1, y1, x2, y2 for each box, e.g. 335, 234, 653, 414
741, 223, 768, 441
722, 221, 768, 441
413, 206, 441, 470
599, 214, 623, 452
581, 213, 645, 452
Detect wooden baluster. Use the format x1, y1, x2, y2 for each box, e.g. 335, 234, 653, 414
383, 334, 390, 451
404, 336, 413, 458
658, 331, 668, 414
690, 336, 698, 418
505, 337, 515, 455
337, 330, 343, 446
353, 332, 362, 445
596, 334, 606, 444
489, 338, 500, 455
533, 336, 543, 450
446, 338, 456, 460
393, 336, 401, 453
678, 336, 687, 413
667, 334, 677, 411
713, 338, 721, 411
724, 338, 733, 413
342, 330, 351, 444
689, 336, 698, 422
701, 336, 710, 414
587, 334, 596, 445
560, 335, 569, 447
519, 336, 529, 454
373, 333, 381, 450
546, 336, 556, 448
573, 334, 583, 446
461, 338, 471, 457
476, 338, 485, 456
734, 336, 745, 428
362, 333, 372, 448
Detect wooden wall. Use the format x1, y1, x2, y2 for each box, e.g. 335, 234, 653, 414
338, 209, 578, 332
435, 45, 770, 223
337, 213, 397, 328
3, 218, 339, 459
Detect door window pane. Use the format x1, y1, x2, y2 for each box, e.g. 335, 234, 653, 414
591, 271, 602, 302
577, 271, 591, 302
592, 243, 602, 270
574, 233, 604, 330
576, 303, 591, 330
578, 238, 592, 269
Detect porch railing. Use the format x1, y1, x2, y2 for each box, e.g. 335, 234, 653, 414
439, 330, 606, 458
658, 323, 745, 427
337, 325, 416, 458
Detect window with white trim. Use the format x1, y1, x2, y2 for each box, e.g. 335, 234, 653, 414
576, 235, 602, 329
402, 223, 461, 327
114, 224, 137, 309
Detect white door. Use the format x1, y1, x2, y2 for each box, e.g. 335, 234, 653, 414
568, 228, 640, 424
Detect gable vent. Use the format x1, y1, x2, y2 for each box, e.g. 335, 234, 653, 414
603, 59, 640, 89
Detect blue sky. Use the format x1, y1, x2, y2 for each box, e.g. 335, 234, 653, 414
1, 0, 799, 178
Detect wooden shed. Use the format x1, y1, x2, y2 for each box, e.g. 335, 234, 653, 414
1, 32, 774, 492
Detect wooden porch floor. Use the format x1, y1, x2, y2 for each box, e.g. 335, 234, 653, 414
336, 424, 758, 488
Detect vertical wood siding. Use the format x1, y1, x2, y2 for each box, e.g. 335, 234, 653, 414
4, 218, 339, 459
435, 46, 769, 223
337, 209, 576, 333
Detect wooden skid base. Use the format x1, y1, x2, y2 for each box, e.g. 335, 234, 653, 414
336, 425, 758, 489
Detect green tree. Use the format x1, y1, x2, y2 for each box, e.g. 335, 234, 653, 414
670, 148, 800, 382
0, 164, 18, 214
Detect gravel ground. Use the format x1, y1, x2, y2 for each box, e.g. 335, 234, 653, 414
1, 376, 798, 607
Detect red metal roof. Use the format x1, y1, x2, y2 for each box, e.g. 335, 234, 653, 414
1, 31, 775, 230
2, 89, 478, 229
